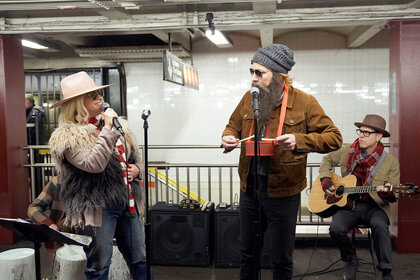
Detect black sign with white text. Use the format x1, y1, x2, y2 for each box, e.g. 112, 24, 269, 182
163, 50, 199, 90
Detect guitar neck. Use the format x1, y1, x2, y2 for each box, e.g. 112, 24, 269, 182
343, 186, 382, 194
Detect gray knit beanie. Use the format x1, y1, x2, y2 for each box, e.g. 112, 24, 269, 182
251, 44, 295, 74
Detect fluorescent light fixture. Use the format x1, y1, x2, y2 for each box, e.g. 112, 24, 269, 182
205, 30, 232, 48
58, 5, 77, 10
120, 2, 140, 9
21, 39, 48, 50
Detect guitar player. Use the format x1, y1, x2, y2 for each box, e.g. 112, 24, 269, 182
318, 114, 399, 280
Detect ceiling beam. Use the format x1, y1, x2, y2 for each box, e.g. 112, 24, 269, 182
22, 47, 45, 59
152, 32, 170, 44
259, 26, 273, 46
0, 0, 273, 11
1, 5, 420, 34
74, 45, 190, 60
96, 8, 132, 20
194, 27, 206, 36
173, 31, 191, 51
408, 0, 420, 8
152, 31, 191, 51
252, 1, 277, 14
24, 57, 117, 70
0, 1, 119, 10
347, 21, 387, 48
1, 0, 419, 12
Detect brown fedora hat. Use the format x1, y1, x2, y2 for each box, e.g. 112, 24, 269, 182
50, 71, 112, 109
354, 114, 390, 137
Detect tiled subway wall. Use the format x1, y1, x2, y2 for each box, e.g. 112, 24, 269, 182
126, 30, 390, 165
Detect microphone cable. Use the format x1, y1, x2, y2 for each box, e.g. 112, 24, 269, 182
293, 214, 343, 278
292, 205, 375, 278
298, 215, 320, 279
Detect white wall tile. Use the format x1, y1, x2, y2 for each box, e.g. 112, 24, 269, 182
126, 30, 390, 165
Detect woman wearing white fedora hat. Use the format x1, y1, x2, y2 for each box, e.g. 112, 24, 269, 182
49, 71, 147, 280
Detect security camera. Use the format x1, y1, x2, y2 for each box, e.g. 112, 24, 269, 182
205, 12, 215, 35
206, 13, 214, 22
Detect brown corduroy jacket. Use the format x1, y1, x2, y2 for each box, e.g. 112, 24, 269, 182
222, 86, 343, 197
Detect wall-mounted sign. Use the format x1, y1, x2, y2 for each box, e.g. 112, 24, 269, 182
163, 50, 199, 90
163, 50, 183, 85
183, 64, 199, 90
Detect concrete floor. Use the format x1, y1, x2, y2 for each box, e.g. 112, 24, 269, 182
1, 237, 420, 280
152, 242, 420, 280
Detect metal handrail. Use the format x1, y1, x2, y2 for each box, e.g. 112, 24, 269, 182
23, 144, 391, 227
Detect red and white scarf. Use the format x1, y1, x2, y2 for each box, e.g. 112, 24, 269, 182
90, 116, 137, 217
115, 140, 137, 217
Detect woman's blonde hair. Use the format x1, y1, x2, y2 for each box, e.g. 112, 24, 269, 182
280, 73, 294, 87
58, 95, 89, 125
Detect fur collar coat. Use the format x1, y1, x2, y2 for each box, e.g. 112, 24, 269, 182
49, 119, 143, 228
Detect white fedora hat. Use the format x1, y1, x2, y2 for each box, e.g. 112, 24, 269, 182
50, 71, 112, 109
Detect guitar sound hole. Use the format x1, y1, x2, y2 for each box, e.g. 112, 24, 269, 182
336, 186, 344, 196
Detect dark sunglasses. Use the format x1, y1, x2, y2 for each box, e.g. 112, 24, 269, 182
87, 89, 104, 100
249, 68, 270, 78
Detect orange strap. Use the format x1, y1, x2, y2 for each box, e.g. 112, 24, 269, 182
247, 83, 289, 140
247, 118, 270, 138
276, 83, 289, 137
248, 121, 254, 138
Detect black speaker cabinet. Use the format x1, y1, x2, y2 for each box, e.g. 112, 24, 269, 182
214, 205, 271, 268
150, 201, 214, 267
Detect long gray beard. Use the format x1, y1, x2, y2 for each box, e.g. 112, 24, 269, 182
252, 74, 284, 130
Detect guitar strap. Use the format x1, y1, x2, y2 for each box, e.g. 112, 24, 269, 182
364, 150, 387, 186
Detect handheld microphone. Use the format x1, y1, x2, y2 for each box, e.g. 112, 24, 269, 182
101, 102, 125, 135
250, 87, 260, 119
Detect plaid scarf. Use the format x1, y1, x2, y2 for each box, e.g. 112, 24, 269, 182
346, 139, 384, 185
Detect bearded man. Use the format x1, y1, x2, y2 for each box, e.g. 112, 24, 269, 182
221, 44, 343, 280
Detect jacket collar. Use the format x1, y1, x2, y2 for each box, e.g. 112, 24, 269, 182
274, 86, 294, 109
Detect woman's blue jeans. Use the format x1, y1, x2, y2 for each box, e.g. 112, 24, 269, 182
78, 205, 146, 280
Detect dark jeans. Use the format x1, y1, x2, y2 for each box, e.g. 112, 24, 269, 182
77, 204, 146, 280
329, 200, 392, 271
239, 176, 300, 280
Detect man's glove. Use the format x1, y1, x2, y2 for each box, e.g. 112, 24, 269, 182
321, 177, 333, 192
378, 191, 397, 203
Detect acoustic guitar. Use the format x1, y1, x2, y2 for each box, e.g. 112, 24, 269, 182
308, 172, 419, 218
